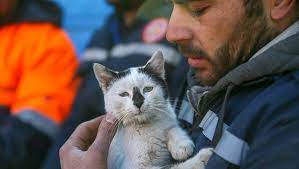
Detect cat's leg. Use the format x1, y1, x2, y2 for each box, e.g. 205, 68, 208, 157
107, 129, 125, 169
170, 148, 213, 169
167, 126, 195, 161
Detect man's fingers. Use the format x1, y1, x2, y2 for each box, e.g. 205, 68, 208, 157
89, 113, 118, 155
65, 116, 105, 150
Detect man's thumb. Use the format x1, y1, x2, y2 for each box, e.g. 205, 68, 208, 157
89, 114, 118, 154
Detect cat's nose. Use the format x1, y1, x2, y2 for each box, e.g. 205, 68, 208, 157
134, 100, 144, 109
132, 87, 144, 109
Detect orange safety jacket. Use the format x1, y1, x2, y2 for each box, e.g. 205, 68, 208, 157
0, 23, 79, 136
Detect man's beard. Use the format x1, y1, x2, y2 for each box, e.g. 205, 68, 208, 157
179, 11, 280, 86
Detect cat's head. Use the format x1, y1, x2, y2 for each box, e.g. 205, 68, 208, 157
93, 51, 171, 126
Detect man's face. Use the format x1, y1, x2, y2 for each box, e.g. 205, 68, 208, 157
166, 0, 279, 86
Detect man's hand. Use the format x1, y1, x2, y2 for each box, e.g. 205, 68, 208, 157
59, 114, 118, 169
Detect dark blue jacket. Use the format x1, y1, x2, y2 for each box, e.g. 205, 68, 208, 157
176, 21, 299, 169
6, 0, 62, 26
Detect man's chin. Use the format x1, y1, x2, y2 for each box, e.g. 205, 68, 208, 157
195, 71, 218, 87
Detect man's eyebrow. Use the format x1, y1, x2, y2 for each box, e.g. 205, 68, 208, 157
172, 0, 205, 4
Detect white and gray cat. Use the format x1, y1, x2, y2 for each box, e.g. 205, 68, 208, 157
93, 51, 213, 169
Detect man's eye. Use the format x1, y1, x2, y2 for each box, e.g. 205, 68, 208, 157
190, 7, 207, 17
119, 92, 130, 97
143, 86, 154, 93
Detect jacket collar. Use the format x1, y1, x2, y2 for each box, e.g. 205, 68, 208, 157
251, 20, 299, 60
210, 20, 299, 94
186, 20, 299, 115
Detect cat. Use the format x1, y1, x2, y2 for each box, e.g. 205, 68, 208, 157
93, 51, 213, 169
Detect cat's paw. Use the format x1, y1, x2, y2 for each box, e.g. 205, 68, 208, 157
196, 148, 214, 165
170, 140, 195, 161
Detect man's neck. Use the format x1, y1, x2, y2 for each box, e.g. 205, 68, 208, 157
250, 20, 299, 60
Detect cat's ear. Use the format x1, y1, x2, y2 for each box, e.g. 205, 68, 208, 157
144, 51, 165, 79
93, 63, 118, 92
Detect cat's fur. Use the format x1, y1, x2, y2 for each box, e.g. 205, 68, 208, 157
94, 51, 213, 169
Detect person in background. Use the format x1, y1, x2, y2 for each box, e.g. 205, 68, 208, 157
0, 0, 79, 169
41, 0, 187, 169
60, 0, 299, 169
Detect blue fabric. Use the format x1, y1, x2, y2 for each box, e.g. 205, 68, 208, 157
0, 113, 51, 169
10, 0, 62, 26
188, 71, 299, 169
176, 31, 299, 169
53, 0, 114, 55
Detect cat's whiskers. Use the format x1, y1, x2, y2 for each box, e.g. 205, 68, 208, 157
150, 105, 171, 115
149, 103, 167, 110
118, 112, 129, 122
158, 163, 172, 169
150, 102, 181, 112
152, 98, 176, 102
119, 111, 135, 125
110, 113, 126, 127
107, 112, 130, 138
151, 101, 167, 105
112, 113, 125, 124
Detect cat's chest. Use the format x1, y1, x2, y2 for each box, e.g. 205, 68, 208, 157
121, 124, 172, 167
123, 124, 167, 148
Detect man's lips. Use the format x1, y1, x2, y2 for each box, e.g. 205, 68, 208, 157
188, 57, 206, 68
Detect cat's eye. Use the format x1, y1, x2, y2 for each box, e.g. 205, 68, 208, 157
143, 86, 154, 93
119, 92, 130, 97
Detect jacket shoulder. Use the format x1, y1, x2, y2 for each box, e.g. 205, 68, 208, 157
236, 71, 299, 169
237, 71, 299, 135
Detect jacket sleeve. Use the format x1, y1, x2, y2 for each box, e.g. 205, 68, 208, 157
10, 24, 79, 136
0, 113, 51, 169
240, 82, 299, 169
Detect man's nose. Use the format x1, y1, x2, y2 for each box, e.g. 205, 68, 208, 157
166, 5, 193, 44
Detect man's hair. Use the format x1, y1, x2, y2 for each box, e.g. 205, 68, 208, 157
244, 0, 299, 21
243, 0, 264, 18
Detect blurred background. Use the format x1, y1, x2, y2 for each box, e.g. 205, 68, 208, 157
53, 0, 113, 55
52, 0, 172, 56
0, 0, 188, 169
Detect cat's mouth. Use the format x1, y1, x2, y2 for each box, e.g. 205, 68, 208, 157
131, 108, 144, 115
137, 109, 143, 114
122, 112, 152, 126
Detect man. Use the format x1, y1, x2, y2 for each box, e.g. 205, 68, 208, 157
60, 0, 299, 169
0, 0, 79, 169
42, 0, 185, 168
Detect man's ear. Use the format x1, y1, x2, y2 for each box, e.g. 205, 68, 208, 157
270, 0, 296, 20
93, 63, 118, 93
